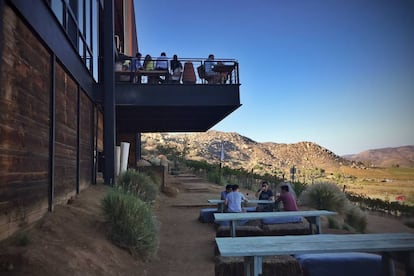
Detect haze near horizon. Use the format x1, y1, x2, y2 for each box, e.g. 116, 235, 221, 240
135, 0, 414, 156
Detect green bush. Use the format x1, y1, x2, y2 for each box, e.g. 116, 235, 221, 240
102, 188, 158, 259
344, 204, 367, 233
116, 169, 158, 203
299, 182, 348, 212
327, 217, 340, 229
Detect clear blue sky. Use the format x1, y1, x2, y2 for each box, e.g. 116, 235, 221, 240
134, 0, 414, 156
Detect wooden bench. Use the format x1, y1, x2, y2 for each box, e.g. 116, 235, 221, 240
214, 210, 337, 237
215, 233, 414, 276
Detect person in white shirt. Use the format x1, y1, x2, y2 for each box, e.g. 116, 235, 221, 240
225, 184, 248, 213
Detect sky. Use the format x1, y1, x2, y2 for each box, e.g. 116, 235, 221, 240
134, 0, 414, 156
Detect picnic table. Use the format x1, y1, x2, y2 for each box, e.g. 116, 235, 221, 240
214, 210, 337, 237
208, 199, 274, 213
216, 233, 414, 276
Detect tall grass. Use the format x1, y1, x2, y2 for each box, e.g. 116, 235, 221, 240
299, 182, 348, 212
299, 181, 368, 233
116, 169, 159, 203
102, 188, 158, 259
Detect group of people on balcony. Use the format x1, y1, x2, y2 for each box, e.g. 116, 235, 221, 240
117, 51, 233, 84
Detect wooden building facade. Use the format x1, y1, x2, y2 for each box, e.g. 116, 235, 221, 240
0, 0, 105, 240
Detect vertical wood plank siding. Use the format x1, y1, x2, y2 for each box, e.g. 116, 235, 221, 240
54, 63, 78, 200
79, 91, 94, 190
0, 4, 96, 240
0, 5, 51, 239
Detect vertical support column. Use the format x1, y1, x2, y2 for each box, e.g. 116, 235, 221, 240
0, 0, 4, 87
103, 0, 115, 185
92, 106, 98, 184
76, 87, 80, 194
135, 132, 141, 163
48, 54, 56, 212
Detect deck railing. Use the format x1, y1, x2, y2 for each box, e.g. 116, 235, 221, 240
114, 56, 239, 85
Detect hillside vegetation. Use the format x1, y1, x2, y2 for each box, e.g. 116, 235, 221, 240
141, 131, 414, 204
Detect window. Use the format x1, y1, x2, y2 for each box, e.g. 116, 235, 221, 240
47, 0, 101, 82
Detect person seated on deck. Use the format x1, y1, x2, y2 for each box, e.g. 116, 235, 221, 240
143, 54, 157, 84
169, 54, 183, 83
154, 52, 169, 83
204, 54, 221, 84
276, 183, 298, 211
255, 181, 275, 212
225, 184, 248, 213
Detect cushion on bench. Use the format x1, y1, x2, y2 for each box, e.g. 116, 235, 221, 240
198, 208, 217, 223
244, 206, 257, 212
262, 216, 303, 224
295, 252, 384, 276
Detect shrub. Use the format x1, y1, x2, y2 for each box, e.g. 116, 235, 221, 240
291, 182, 307, 198
102, 188, 158, 259
116, 169, 158, 203
299, 182, 348, 212
327, 217, 340, 229
344, 204, 367, 233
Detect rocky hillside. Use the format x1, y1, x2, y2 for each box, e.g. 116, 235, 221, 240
343, 145, 414, 168
141, 130, 360, 174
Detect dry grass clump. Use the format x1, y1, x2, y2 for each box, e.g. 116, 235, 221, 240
116, 169, 159, 203
299, 181, 367, 233
102, 188, 159, 259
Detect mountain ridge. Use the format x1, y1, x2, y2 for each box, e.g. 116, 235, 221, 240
141, 131, 414, 172
343, 145, 414, 168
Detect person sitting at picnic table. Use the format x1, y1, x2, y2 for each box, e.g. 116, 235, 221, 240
276, 183, 298, 211
255, 181, 274, 212
221, 184, 233, 200
218, 184, 233, 212
225, 184, 248, 213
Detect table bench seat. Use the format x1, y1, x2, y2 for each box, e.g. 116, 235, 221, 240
295, 252, 384, 276
215, 255, 302, 276
199, 208, 218, 223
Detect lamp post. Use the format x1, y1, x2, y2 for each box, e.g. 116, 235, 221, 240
290, 165, 296, 183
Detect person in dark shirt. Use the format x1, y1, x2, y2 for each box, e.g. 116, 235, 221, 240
255, 181, 274, 211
